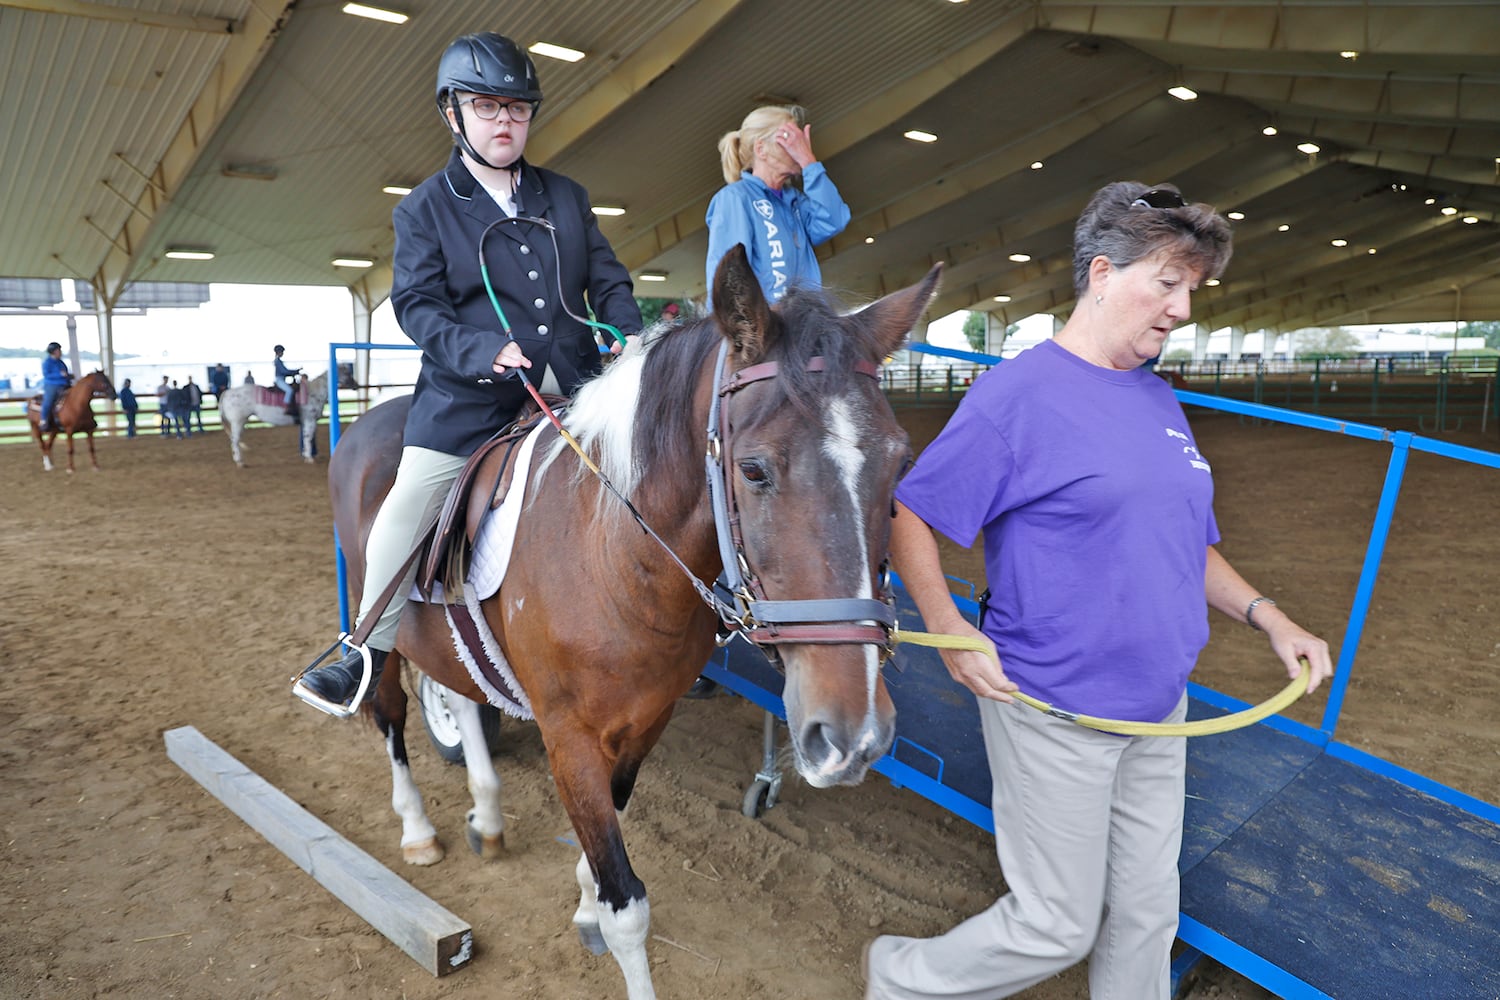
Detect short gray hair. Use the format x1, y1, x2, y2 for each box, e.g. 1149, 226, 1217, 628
1071, 181, 1233, 297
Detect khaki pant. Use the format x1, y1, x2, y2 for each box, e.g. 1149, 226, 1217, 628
355, 446, 469, 651
866, 692, 1188, 1000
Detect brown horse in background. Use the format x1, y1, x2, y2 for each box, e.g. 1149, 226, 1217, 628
325, 247, 941, 998
26, 370, 117, 472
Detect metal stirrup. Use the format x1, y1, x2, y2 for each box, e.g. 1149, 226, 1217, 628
291, 633, 375, 719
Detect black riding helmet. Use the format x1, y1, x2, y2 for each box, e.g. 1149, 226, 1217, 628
436, 33, 543, 171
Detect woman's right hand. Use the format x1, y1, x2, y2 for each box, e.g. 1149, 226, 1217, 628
492, 341, 533, 375
936, 619, 1018, 703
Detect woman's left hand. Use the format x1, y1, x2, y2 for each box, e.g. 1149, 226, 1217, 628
1258, 607, 1334, 694
776, 123, 817, 169
608, 333, 639, 357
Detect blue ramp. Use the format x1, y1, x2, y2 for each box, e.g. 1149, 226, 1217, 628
704, 597, 1500, 999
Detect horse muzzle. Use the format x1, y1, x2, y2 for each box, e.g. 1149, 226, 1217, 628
781, 648, 896, 788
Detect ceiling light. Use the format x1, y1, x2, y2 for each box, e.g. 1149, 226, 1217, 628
1297, 142, 1321, 155
1441, 206, 1459, 216
1368, 248, 1378, 254
592, 205, 626, 216
1339, 50, 1359, 60
332, 257, 374, 268
864, 236, 875, 244
638, 270, 668, 282
341, 2, 408, 24
165, 248, 214, 261
992, 295, 1011, 303
382, 184, 412, 196
1277, 224, 1291, 232
1205, 278, 1221, 287
1030, 161, 1044, 170
1463, 216, 1480, 224
221, 164, 277, 181
1227, 211, 1245, 221
529, 41, 586, 63
1008, 253, 1031, 263
903, 129, 938, 143
1424, 197, 1436, 205
1262, 125, 1278, 136
1167, 85, 1198, 101
1330, 239, 1348, 247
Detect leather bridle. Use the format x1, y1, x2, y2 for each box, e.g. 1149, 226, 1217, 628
704, 340, 897, 660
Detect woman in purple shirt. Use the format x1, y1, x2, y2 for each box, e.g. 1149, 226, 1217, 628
864, 182, 1334, 1000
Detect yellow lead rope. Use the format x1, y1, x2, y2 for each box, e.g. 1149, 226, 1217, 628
893, 628, 1309, 737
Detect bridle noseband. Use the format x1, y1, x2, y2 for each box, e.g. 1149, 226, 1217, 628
705, 341, 896, 662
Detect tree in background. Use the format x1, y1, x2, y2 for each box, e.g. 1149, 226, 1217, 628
962, 311, 987, 352
1292, 326, 1360, 360
960, 312, 1019, 354
1458, 321, 1500, 350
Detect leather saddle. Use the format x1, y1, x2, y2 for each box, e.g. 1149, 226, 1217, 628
417, 393, 567, 601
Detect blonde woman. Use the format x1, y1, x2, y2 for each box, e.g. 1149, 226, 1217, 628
704, 105, 850, 306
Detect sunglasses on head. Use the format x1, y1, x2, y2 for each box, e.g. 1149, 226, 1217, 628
1131, 188, 1187, 209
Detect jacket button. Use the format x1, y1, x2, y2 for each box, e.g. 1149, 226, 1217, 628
538, 325, 549, 336
534, 297, 546, 308
528, 270, 539, 280
519, 245, 531, 255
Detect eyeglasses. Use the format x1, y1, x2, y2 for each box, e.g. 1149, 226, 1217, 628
459, 97, 536, 123
1131, 188, 1187, 209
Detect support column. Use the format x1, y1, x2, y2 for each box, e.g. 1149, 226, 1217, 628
1194, 324, 1210, 361
1261, 329, 1281, 360
349, 286, 375, 390
1228, 326, 1247, 362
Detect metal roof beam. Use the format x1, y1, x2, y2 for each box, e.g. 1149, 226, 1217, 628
1038, 3, 1500, 58
1277, 247, 1500, 331
526, 0, 746, 164
88, 1, 297, 304
615, 6, 1040, 271
1213, 223, 1493, 331
0, 0, 237, 33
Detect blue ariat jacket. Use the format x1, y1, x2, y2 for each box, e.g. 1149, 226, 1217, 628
704, 163, 850, 306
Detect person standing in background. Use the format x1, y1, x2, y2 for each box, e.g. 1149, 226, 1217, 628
705, 104, 849, 307
185, 376, 205, 433
155, 375, 170, 436
118, 378, 138, 437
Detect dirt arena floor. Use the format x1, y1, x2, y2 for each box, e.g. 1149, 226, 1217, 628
3, 401, 1498, 1000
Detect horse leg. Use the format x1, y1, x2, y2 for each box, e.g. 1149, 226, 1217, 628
229, 419, 246, 466
86, 433, 100, 471
371, 654, 445, 866
64, 434, 77, 474
445, 695, 505, 859
554, 726, 668, 1000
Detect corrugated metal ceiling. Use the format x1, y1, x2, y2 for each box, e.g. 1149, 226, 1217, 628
1, 0, 1496, 331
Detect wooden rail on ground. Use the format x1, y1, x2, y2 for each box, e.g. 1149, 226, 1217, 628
163, 725, 473, 977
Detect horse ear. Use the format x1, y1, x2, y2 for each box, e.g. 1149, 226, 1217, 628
710, 244, 773, 362
857, 263, 944, 358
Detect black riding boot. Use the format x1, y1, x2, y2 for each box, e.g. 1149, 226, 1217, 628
301, 647, 388, 706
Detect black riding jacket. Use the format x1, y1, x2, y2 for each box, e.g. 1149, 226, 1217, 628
391, 150, 642, 456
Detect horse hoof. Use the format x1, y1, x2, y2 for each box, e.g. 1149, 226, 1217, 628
575, 922, 609, 956
465, 823, 505, 860
402, 837, 445, 866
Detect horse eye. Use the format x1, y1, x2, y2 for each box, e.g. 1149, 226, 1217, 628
738, 459, 771, 487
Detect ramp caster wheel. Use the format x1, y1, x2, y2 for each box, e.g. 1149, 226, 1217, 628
742, 778, 775, 819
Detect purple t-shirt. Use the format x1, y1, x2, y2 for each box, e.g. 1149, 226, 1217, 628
896, 339, 1219, 723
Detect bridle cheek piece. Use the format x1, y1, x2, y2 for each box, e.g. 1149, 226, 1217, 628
704, 341, 897, 668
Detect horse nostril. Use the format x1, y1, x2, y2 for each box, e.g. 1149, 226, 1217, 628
799, 719, 843, 762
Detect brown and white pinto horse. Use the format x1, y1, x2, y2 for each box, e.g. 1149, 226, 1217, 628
26, 370, 117, 473
329, 248, 940, 998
